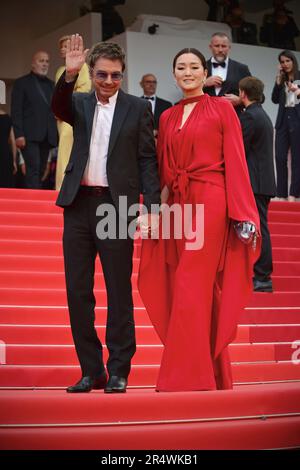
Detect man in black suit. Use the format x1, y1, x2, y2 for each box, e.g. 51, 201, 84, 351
11, 51, 57, 188
140, 73, 172, 134
239, 76, 276, 293
52, 35, 160, 393
204, 32, 251, 115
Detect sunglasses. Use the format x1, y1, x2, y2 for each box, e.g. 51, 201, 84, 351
93, 70, 123, 82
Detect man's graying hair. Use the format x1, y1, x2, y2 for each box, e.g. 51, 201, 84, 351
86, 42, 126, 71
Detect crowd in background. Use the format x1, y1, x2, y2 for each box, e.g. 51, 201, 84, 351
205, 0, 299, 49
0, 3, 300, 206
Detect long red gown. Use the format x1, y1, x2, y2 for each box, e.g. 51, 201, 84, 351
138, 94, 260, 392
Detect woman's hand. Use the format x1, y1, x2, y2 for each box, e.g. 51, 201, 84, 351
287, 81, 300, 95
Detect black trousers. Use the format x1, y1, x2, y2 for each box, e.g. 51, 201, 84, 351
275, 108, 300, 198
254, 194, 273, 282
63, 188, 136, 378
22, 140, 50, 189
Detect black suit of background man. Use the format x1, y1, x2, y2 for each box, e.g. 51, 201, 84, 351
140, 73, 172, 132
239, 77, 276, 292
11, 51, 57, 189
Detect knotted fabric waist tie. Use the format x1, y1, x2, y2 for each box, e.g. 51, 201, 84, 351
171, 161, 225, 202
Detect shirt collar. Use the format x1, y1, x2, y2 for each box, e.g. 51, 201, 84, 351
95, 90, 119, 106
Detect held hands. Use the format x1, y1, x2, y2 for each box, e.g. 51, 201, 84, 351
137, 213, 160, 239
16, 137, 26, 149
65, 34, 89, 81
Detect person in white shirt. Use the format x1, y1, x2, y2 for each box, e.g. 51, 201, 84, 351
204, 32, 251, 115
52, 35, 160, 394
140, 73, 172, 134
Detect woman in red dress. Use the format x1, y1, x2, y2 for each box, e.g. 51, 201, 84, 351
138, 48, 260, 392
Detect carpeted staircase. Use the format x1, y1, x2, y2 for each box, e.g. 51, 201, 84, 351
0, 188, 299, 449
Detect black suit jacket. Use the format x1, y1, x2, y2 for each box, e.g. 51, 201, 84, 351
11, 72, 57, 146
239, 103, 276, 197
204, 58, 251, 114
52, 73, 161, 214
271, 77, 300, 130
154, 97, 172, 130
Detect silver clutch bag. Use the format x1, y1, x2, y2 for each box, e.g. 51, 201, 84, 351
234, 221, 257, 249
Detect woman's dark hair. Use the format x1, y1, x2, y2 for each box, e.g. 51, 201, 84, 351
278, 49, 299, 83
86, 41, 126, 71
172, 48, 207, 72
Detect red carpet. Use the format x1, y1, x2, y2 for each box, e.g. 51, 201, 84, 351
0, 188, 300, 449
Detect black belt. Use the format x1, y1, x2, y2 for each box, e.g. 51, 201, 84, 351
79, 185, 110, 196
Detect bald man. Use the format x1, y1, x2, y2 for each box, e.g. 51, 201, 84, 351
11, 51, 57, 188
140, 73, 172, 134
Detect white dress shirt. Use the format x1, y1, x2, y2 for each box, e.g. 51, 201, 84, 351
211, 57, 229, 96
143, 95, 156, 114
81, 91, 118, 186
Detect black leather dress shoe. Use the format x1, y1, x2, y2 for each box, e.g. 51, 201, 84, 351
253, 278, 273, 293
104, 376, 127, 393
66, 373, 107, 393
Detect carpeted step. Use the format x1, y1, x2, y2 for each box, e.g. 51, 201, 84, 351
1, 416, 300, 450
1, 323, 299, 345
1, 383, 299, 427
1, 240, 297, 261
248, 291, 300, 307
0, 271, 299, 292
0, 306, 150, 326
268, 211, 300, 223
272, 276, 300, 291
272, 247, 300, 262
272, 234, 300, 248
269, 222, 300, 235
3, 342, 297, 365
4, 344, 163, 365
0, 225, 62, 241
0, 287, 148, 306
0, 211, 62, 227
0, 324, 160, 345
249, 324, 300, 343
1, 190, 300, 450
1, 285, 299, 307
1, 306, 300, 327
0, 188, 57, 201
0, 199, 61, 214
0, 255, 140, 272
0, 241, 141, 258
1, 255, 299, 276
273, 261, 300, 276
241, 308, 300, 324
269, 200, 300, 212
0, 362, 299, 388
